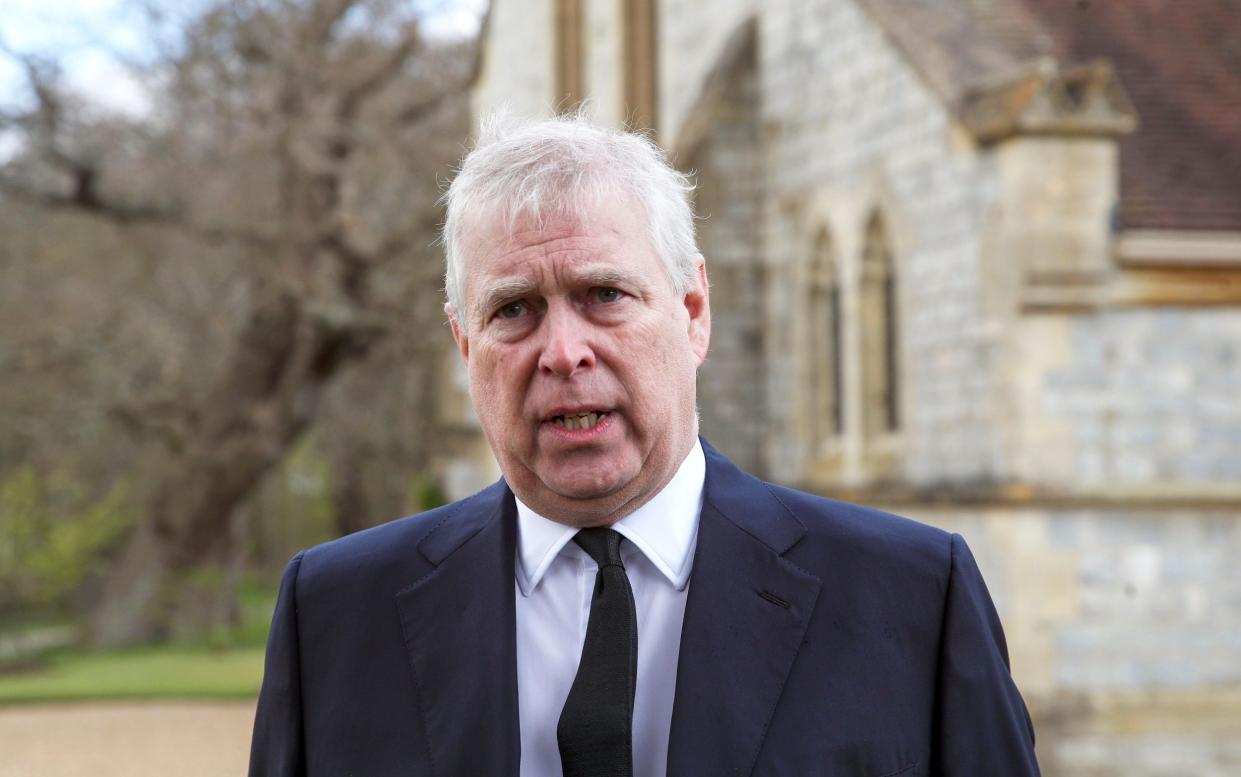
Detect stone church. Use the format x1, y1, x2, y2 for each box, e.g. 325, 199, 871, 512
445, 1, 1241, 773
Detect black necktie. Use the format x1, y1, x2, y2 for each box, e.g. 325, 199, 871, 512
557, 528, 638, 777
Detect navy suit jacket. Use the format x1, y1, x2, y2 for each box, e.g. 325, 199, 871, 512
250, 440, 1040, 776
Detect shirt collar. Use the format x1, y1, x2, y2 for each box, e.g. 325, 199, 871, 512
514, 438, 705, 596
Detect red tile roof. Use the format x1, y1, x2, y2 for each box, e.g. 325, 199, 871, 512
1015, 0, 1241, 231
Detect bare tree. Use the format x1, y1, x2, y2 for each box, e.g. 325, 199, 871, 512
0, 0, 486, 647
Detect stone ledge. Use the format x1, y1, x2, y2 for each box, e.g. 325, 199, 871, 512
1030, 686, 1241, 738
1117, 230, 1241, 268
1021, 266, 1241, 310
798, 479, 1241, 510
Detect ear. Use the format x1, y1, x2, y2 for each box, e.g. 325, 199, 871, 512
684, 254, 710, 367
446, 302, 469, 362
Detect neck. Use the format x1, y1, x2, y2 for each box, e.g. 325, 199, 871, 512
518, 434, 698, 529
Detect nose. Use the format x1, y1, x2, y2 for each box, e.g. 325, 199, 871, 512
537, 304, 595, 378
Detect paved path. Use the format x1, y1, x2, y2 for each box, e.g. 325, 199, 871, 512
0, 701, 256, 777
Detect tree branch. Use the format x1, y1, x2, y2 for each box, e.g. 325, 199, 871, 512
390, 8, 490, 127
392, 88, 454, 126
0, 175, 173, 224
337, 22, 424, 122
307, 0, 360, 49
319, 210, 441, 272
0, 174, 280, 249
109, 398, 196, 453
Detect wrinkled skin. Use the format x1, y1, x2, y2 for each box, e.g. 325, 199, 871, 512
447, 199, 710, 527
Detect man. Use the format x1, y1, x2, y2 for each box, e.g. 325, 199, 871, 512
249, 115, 1041, 776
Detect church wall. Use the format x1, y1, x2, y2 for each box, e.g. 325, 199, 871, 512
902, 504, 1241, 777
474, 0, 762, 138
659, 0, 757, 143
583, 0, 624, 126
756, 0, 1007, 487
471, 0, 556, 120
989, 137, 1118, 285
684, 42, 766, 473
1009, 309, 1241, 489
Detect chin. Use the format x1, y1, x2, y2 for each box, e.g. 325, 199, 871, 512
547, 478, 625, 502
542, 467, 633, 502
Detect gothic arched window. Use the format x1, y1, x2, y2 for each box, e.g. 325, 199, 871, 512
861, 212, 900, 436
808, 227, 844, 446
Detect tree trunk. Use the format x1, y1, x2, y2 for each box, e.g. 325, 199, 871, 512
86, 501, 245, 646
85, 293, 376, 647
331, 451, 373, 537
86, 521, 175, 647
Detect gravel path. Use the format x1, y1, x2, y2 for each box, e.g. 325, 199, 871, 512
0, 701, 256, 777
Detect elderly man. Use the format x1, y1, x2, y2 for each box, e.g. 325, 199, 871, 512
249, 115, 1040, 777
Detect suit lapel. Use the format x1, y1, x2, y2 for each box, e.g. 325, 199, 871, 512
667, 442, 823, 776
395, 482, 520, 777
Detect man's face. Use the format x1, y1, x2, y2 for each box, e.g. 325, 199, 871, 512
448, 197, 710, 527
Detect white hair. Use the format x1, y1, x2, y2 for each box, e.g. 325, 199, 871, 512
441, 111, 699, 319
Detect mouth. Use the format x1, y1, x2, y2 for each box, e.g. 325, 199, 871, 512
548, 410, 610, 431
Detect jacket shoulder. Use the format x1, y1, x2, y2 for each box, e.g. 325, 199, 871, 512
764, 481, 953, 584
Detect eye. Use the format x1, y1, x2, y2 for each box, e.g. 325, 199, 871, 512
592, 287, 623, 304
496, 300, 528, 319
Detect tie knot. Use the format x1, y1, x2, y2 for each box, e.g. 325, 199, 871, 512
573, 528, 625, 568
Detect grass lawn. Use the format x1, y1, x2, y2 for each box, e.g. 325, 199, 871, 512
0, 585, 274, 705
0, 645, 266, 704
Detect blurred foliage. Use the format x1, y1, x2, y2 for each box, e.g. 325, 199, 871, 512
0, 468, 133, 623
410, 473, 448, 513
247, 434, 337, 574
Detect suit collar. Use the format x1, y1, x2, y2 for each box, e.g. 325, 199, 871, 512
514, 438, 706, 594
415, 479, 509, 565
394, 440, 820, 777
667, 438, 822, 775
396, 481, 521, 776
698, 437, 807, 554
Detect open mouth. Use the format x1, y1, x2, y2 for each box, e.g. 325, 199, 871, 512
550, 411, 610, 431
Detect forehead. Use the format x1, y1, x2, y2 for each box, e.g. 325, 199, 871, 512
462, 198, 659, 290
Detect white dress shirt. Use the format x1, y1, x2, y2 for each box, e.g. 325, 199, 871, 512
514, 439, 705, 777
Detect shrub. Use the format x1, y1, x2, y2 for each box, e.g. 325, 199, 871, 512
0, 467, 133, 622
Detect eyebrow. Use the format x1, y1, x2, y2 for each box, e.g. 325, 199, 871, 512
474, 267, 648, 318
476, 279, 540, 320
578, 268, 646, 290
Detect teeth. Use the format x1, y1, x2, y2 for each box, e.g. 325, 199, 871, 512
553, 411, 607, 431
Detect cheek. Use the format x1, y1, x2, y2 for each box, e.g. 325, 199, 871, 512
625, 330, 696, 407
466, 351, 498, 414
640, 320, 693, 371
469, 347, 531, 417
